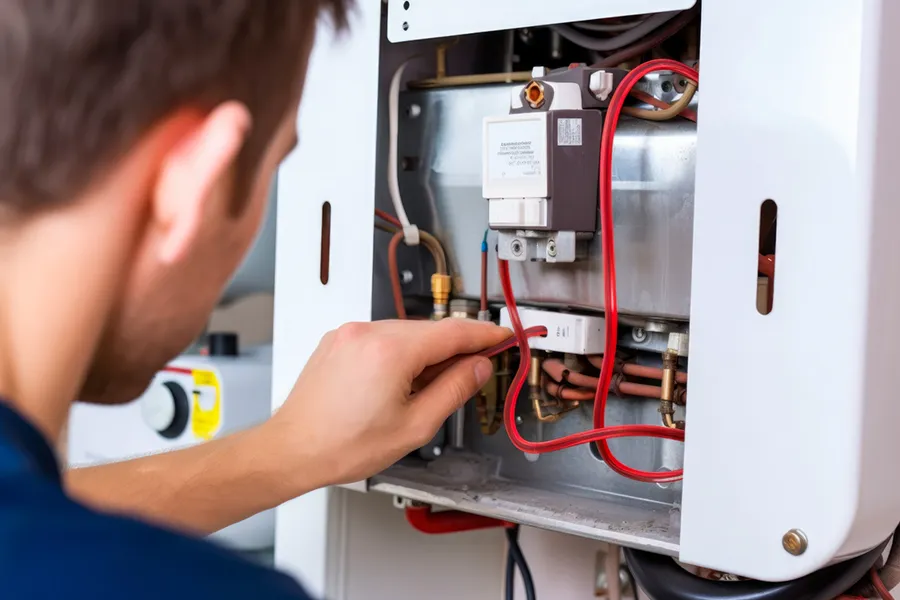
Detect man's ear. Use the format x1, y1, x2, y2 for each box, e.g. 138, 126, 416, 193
153, 102, 252, 264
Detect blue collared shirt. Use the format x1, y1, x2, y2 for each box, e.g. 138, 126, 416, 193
0, 401, 313, 599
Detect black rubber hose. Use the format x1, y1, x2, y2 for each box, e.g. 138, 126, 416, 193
506, 526, 537, 600
624, 540, 888, 600
505, 527, 517, 600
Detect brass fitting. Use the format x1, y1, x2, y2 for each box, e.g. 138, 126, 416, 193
660, 349, 679, 428
524, 80, 546, 109
529, 353, 559, 423
431, 273, 451, 320
528, 355, 542, 390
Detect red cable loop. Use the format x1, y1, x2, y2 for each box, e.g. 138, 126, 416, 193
497, 59, 696, 481
594, 59, 698, 483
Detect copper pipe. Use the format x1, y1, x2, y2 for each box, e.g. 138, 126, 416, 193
660, 350, 678, 428
542, 359, 600, 388
387, 232, 407, 319
585, 356, 687, 385
621, 363, 688, 385
618, 381, 664, 399
543, 380, 595, 402
528, 356, 542, 389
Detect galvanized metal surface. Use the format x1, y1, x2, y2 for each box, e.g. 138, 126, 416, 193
396, 83, 697, 320
371, 83, 690, 551
371, 451, 681, 555
371, 340, 686, 549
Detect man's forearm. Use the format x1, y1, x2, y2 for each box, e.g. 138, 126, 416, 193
65, 424, 322, 535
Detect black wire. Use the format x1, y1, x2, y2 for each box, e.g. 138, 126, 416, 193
505, 527, 516, 600
505, 526, 537, 600
623, 561, 639, 598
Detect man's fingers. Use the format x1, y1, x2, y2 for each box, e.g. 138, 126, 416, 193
398, 319, 511, 371
412, 356, 463, 392
407, 356, 494, 437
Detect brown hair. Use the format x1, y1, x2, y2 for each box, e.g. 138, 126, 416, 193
0, 0, 352, 212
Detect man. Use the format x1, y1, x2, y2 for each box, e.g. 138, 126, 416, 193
0, 1, 509, 597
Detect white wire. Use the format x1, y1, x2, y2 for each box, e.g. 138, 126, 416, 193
388, 61, 419, 246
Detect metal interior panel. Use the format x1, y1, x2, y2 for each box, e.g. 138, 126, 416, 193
371, 83, 694, 550
376, 333, 686, 550
396, 83, 697, 321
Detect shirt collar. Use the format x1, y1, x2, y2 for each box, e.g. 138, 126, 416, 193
0, 401, 62, 484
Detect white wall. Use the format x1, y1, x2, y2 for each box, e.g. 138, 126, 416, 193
329, 490, 644, 600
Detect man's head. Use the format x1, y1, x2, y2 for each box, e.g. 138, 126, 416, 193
0, 0, 351, 408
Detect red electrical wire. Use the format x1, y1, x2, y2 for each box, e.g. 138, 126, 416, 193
495, 59, 696, 476
375, 208, 402, 228
872, 568, 895, 600
593, 58, 699, 483
498, 260, 685, 453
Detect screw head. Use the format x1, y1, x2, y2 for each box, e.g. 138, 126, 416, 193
510, 239, 524, 257
632, 327, 647, 343
515, 415, 524, 425
400, 270, 414, 284
782, 529, 808, 556
547, 239, 558, 257
432, 446, 442, 457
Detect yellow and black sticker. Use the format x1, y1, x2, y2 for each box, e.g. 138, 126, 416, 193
191, 369, 222, 440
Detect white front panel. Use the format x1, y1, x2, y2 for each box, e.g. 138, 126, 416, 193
483, 114, 549, 200
387, 0, 697, 42
270, 2, 383, 596
681, 0, 900, 581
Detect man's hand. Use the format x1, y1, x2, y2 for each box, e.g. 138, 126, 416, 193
266, 319, 511, 489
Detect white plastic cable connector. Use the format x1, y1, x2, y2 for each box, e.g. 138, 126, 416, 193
402, 225, 420, 246
388, 60, 419, 246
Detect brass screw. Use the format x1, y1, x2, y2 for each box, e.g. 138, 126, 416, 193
782, 529, 808, 556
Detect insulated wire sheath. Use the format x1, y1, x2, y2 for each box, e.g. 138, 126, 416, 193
594, 59, 699, 483
628, 89, 698, 122
388, 61, 418, 245
595, 9, 698, 68
505, 526, 537, 600
623, 82, 697, 121
551, 11, 680, 52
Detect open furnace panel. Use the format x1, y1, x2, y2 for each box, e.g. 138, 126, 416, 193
273, 1, 900, 595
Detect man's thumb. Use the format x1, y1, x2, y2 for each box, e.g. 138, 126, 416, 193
410, 356, 494, 431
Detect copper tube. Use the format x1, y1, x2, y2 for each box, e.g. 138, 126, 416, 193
660, 350, 678, 428
387, 232, 407, 319
543, 381, 596, 402
532, 394, 563, 422
660, 351, 677, 402
662, 413, 678, 429
622, 363, 688, 385
618, 381, 664, 399
586, 356, 688, 385
528, 356, 543, 389
541, 359, 600, 388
